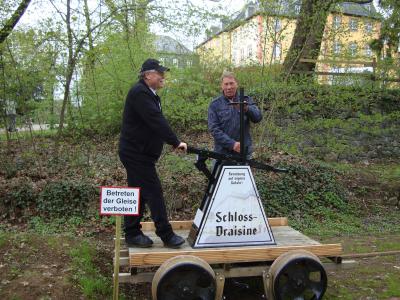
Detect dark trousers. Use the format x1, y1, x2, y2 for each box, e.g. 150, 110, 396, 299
119, 153, 173, 241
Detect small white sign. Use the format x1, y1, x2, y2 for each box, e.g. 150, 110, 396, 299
100, 186, 140, 216
194, 166, 275, 248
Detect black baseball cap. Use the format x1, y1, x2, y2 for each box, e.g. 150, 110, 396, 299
140, 58, 170, 73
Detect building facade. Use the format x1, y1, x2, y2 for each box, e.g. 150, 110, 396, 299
196, 1, 381, 77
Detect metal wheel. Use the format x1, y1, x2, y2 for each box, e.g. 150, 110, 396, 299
152, 255, 216, 300
266, 250, 327, 300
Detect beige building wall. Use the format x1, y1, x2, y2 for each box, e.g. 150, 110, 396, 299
197, 30, 232, 63
197, 11, 381, 75
231, 16, 260, 66
257, 16, 297, 65
318, 13, 381, 82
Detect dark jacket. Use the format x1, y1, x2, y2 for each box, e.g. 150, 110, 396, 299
208, 94, 262, 155
119, 79, 180, 162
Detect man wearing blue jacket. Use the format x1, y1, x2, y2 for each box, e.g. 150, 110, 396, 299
119, 59, 187, 248
208, 71, 262, 157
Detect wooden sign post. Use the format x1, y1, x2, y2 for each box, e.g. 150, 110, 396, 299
113, 216, 122, 300
100, 186, 140, 300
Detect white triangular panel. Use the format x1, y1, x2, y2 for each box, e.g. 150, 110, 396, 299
194, 165, 275, 248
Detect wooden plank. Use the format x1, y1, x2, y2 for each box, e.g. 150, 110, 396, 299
118, 272, 154, 284
341, 250, 400, 259
383, 78, 400, 83
291, 70, 373, 77
114, 256, 129, 266
323, 260, 357, 271
299, 58, 374, 66
129, 243, 342, 267
139, 217, 288, 232
269, 217, 288, 226
141, 220, 193, 231
119, 249, 128, 256
128, 226, 321, 253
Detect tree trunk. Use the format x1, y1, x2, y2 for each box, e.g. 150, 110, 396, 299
0, 0, 32, 44
57, 0, 74, 137
283, 0, 373, 75
283, 0, 334, 74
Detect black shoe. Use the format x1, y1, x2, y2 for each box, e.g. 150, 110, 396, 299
125, 234, 153, 248
163, 233, 185, 248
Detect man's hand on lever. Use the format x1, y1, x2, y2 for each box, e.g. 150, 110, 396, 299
233, 142, 241, 153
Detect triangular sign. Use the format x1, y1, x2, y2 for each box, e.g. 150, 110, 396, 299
193, 165, 276, 248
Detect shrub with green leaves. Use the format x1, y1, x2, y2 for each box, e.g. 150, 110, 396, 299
1, 182, 37, 215
37, 180, 97, 218
256, 162, 350, 219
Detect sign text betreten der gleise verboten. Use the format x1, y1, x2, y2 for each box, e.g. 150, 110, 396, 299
102, 189, 137, 213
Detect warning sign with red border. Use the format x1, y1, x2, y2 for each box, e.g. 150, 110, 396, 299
100, 186, 140, 216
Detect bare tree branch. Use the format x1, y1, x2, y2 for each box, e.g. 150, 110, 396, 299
0, 0, 32, 44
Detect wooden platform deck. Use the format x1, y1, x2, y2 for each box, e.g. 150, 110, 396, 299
125, 218, 342, 268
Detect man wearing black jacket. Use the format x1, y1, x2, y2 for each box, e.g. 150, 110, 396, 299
119, 58, 187, 248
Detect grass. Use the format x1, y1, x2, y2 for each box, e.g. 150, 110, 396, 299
0, 226, 115, 300
69, 241, 111, 299
382, 273, 400, 298
0, 231, 8, 248
28, 216, 86, 235
369, 164, 400, 184
0, 128, 57, 141
326, 256, 400, 299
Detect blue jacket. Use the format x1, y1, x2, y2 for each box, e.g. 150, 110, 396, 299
208, 94, 262, 155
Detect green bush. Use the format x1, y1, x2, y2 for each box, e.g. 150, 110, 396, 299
1, 182, 37, 214
256, 162, 350, 219
37, 180, 97, 217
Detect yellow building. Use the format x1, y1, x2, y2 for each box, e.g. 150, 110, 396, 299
196, 1, 381, 79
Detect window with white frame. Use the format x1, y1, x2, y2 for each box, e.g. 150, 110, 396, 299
187, 60, 192, 67
233, 49, 238, 64
349, 42, 357, 56
349, 19, 358, 32
294, 4, 301, 15
247, 45, 252, 58
173, 58, 178, 66
333, 41, 341, 55
333, 15, 341, 30
364, 45, 372, 57
240, 48, 245, 61
365, 22, 373, 33
273, 43, 281, 61
274, 18, 282, 33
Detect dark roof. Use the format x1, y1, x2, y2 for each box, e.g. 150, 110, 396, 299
154, 35, 192, 55
229, 0, 381, 29
333, 2, 381, 19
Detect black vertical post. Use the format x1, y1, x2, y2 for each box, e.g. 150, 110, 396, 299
239, 87, 245, 162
